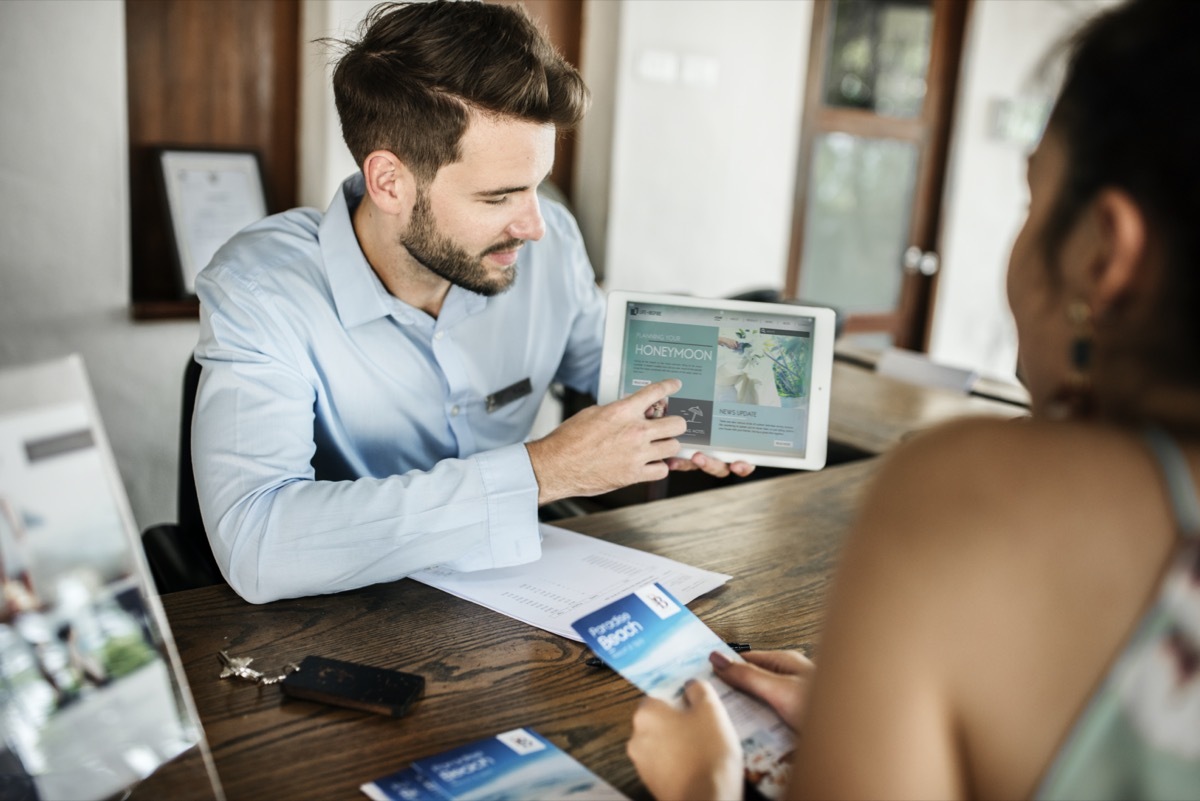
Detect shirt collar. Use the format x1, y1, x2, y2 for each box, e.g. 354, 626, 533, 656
320, 173, 490, 329
320, 174, 394, 328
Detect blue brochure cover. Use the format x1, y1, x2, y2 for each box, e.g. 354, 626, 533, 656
361, 728, 627, 801
361, 766, 447, 801
572, 583, 793, 799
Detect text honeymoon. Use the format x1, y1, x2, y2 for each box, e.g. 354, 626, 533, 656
634, 344, 714, 361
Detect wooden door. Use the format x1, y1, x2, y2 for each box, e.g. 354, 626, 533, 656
785, 0, 970, 349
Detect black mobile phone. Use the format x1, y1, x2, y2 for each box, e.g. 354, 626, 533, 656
280, 655, 424, 718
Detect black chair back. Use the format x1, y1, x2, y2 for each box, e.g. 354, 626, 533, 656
141, 357, 224, 592
178, 357, 206, 551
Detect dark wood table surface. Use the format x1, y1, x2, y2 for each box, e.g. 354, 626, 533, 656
133, 458, 879, 801
833, 341, 1031, 407
829, 361, 1027, 456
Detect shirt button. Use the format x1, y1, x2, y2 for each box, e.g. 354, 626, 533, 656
450, 405, 460, 417
434, 331, 445, 341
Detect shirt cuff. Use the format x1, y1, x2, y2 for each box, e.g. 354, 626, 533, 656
441, 442, 541, 572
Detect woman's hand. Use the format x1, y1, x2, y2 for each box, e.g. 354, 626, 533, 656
628, 679, 744, 801
710, 649, 816, 729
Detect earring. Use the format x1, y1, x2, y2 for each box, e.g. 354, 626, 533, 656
1047, 300, 1096, 420
1068, 299, 1093, 372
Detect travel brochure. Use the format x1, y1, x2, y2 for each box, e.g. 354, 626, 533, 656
0, 356, 217, 800
362, 580, 794, 800
361, 727, 627, 801
572, 582, 793, 799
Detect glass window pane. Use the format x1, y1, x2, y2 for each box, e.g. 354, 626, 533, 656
797, 132, 918, 314
823, 0, 933, 119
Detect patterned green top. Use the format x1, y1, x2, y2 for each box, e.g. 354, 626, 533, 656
1036, 428, 1200, 801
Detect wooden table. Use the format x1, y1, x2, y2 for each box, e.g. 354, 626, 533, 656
833, 341, 1031, 407
828, 360, 1027, 457
133, 459, 879, 801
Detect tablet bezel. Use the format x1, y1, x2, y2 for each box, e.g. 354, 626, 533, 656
598, 290, 836, 471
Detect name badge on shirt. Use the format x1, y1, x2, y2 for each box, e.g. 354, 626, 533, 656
486, 378, 533, 413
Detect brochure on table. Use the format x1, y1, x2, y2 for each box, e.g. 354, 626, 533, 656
410, 525, 730, 641
0, 356, 220, 800
361, 727, 627, 801
572, 583, 793, 800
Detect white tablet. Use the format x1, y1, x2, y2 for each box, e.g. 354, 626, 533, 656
598, 291, 836, 471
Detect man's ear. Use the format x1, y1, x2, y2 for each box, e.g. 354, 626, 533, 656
361, 150, 417, 218
1087, 188, 1148, 319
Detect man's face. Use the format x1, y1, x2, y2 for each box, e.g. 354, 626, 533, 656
400, 113, 556, 296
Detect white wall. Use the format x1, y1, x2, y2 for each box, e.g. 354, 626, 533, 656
0, 0, 376, 531
298, 0, 376, 209
601, 0, 812, 298
574, 0, 622, 281
929, 0, 1116, 380
0, 0, 1117, 534
595, 0, 1112, 383
0, 0, 198, 530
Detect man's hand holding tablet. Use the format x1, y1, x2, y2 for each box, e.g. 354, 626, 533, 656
641, 388, 756, 479
665, 449, 756, 479
525, 379, 752, 505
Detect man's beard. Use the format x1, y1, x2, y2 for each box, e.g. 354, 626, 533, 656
401, 190, 522, 297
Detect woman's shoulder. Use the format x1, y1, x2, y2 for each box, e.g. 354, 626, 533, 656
843, 421, 1184, 798
859, 416, 1159, 555
878, 415, 1149, 494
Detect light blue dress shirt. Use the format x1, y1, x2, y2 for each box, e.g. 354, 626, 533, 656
193, 174, 605, 603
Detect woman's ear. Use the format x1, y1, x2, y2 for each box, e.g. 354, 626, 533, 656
1087, 188, 1148, 319
361, 150, 417, 218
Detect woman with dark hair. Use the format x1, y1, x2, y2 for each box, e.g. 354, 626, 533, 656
626, 0, 1200, 797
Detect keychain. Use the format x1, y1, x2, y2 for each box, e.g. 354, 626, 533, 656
217, 650, 425, 717
217, 650, 299, 686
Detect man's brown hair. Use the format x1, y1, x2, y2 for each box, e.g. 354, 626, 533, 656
328, 1, 590, 182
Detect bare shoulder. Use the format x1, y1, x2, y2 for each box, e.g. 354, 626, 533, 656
856, 416, 1159, 557
791, 417, 1154, 798
807, 416, 1177, 797
839, 415, 1174, 646
873, 416, 1134, 497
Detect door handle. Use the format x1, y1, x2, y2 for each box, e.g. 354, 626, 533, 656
903, 246, 940, 276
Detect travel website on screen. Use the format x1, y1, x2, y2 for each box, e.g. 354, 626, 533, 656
621, 303, 815, 456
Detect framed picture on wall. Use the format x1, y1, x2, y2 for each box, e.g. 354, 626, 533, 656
156, 148, 268, 297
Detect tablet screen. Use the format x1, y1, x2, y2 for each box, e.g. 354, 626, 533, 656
598, 291, 835, 471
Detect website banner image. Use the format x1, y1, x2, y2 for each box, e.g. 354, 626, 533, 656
620, 304, 815, 456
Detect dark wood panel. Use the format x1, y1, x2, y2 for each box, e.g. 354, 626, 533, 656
126, 0, 299, 311
913, 0, 971, 348
490, 0, 584, 204
813, 107, 925, 141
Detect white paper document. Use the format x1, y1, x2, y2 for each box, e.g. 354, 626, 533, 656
409, 524, 730, 641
